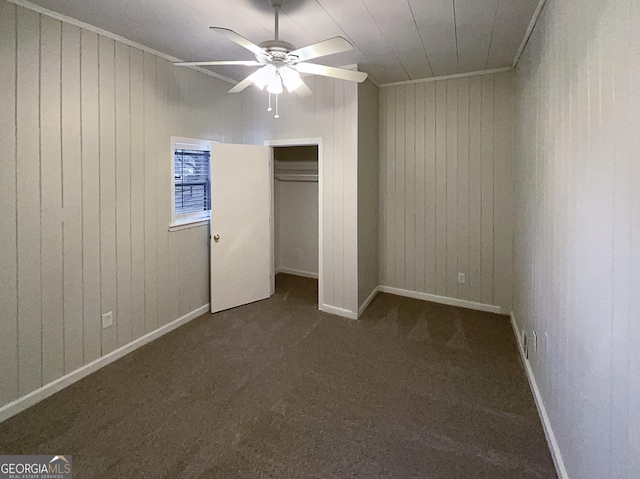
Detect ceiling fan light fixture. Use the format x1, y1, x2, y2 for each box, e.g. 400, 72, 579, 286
266, 73, 284, 94
280, 66, 302, 92
253, 64, 277, 90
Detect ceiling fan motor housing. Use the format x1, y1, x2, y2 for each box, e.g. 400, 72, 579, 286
258, 40, 296, 54
257, 40, 299, 66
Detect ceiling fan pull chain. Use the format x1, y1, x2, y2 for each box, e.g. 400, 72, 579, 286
275, 93, 280, 119
268, 92, 273, 112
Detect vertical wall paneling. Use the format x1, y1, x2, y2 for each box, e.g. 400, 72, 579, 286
480, 74, 495, 306
456, 77, 470, 300
468, 76, 483, 304
434, 81, 448, 297
143, 52, 158, 333
99, 36, 117, 354
40, 15, 64, 384
630, 0, 640, 469
514, 0, 640, 476
0, 2, 19, 404
175, 67, 187, 138
129, 47, 145, 340
414, 83, 426, 293
394, 85, 406, 289
197, 227, 209, 308
16, 6, 42, 395
445, 79, 458, 298
357, 79, 379, 307
61, 22, 84, 374
424, 82, 437, 295
378, 83, 388, 285
404, 84, 416, 290
185, 229, 194, 314
114, 41, 132, 346
380, 72, 514, 310
167, 228, 181, 321
317, 77, 334, 306
166, 65, 181, 324
610, 0, 635, 477
492, 73, 514, 312
332, 80, 345, 308
177, 229, 188, 316
156, 59, 170, 327
343, 79, 359, 312
80, 29, 102, 363
195, 200, 205, 311
384, 87, 396, 286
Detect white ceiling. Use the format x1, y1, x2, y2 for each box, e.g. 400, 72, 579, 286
24, 0, 540, 85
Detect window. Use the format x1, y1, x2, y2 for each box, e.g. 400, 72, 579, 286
170, 137, 212, 228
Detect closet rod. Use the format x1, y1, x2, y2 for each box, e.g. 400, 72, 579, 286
275, 173, 318, 182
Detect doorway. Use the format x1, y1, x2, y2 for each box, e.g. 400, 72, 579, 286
265, 138, 323, 309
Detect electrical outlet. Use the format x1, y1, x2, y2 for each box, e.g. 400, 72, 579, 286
102, 311, 113, 329
457, 272, 466, 284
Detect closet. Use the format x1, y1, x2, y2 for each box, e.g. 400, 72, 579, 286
273, 146, 319, 280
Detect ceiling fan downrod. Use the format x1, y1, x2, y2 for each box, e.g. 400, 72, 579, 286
271, 0, 285, 41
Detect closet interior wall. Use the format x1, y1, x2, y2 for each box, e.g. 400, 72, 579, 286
274, 146, 319, 279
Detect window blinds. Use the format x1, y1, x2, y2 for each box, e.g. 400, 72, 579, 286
174, 149, 211, 216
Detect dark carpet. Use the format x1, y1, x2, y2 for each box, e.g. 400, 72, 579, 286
0, 274, 557, 478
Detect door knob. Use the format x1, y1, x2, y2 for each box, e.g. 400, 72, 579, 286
213, 234, 220, 243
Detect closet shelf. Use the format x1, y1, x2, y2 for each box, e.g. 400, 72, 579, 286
275, 173, 318, 182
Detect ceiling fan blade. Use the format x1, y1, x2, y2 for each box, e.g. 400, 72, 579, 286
289, 37, 354, 62
210, 27, 266, 56
294, 79, 313, 97
174, 60, 262, 67
228, 70, 261, 93
294, 63, 368, 83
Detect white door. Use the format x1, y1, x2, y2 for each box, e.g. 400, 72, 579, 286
210, 143, 272, 313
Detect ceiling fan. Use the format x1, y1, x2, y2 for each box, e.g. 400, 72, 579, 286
174, 0, 367, 117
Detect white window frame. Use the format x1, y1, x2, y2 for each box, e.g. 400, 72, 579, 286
169, 136, 214, 231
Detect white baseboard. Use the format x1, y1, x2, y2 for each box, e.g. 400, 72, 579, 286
358, 286, 380, 317
0, 304, 210, 424
510, 312, 569, 479
320, 304, 358, 320
378, 286, 502, 314
275, 268, 319, 279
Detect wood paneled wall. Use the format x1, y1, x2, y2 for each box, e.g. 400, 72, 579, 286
0, 3, 241, 407
0, 2, 365, 408
514, 0, 640, 477
243, 78, 360, 315
378, 71, 514, 311
358, 80, 380, 308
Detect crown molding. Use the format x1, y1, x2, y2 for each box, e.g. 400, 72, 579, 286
379, 67, 512, 88
512, 0, 548, 68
